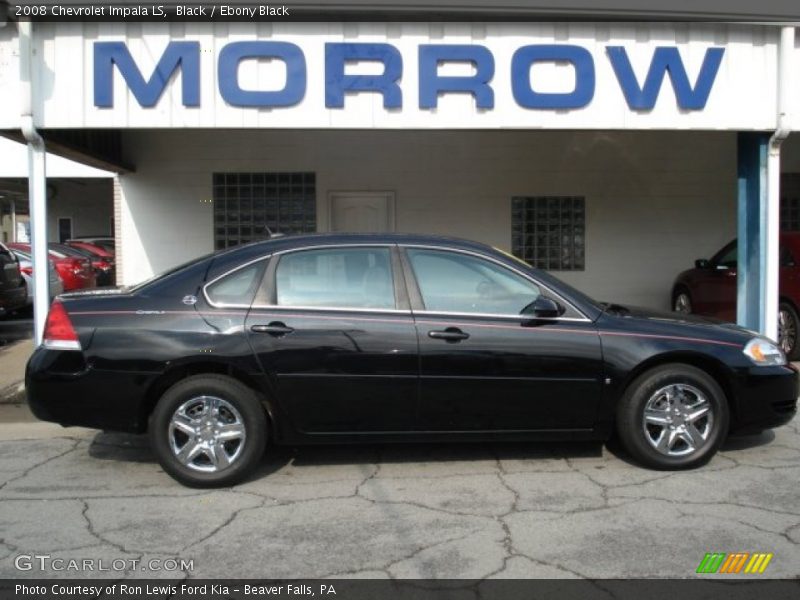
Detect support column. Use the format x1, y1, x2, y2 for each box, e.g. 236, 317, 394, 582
736, 131, 777, 339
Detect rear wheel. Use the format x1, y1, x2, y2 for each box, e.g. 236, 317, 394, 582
150, 374, 267, 487
778, 302, 800, 360
616, 364, 728, 469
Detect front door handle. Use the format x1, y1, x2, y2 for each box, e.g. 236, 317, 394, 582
251, 322, 295, 336
428, 327, 470, 342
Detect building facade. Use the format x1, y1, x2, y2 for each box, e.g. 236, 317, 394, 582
0, 19, 798, 332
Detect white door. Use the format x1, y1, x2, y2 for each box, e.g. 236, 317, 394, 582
329, 192, 395, 233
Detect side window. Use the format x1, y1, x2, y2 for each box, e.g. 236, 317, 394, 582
206, 261, 265, 306
713, 243, 737, 269
407, 249, 540, 315
276, 247, 395, 309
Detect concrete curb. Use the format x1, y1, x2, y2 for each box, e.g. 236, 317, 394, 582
0, 381, 26, 405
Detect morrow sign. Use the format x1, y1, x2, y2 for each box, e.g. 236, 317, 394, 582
94, 41, 725, 111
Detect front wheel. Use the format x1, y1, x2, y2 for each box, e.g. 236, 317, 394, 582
778, 302, 800, 360
672, 289, 692, 314
150, 374, 267, 487
616, 364, 728, 470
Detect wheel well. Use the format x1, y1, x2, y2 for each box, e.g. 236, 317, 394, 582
138, 362, 276, 434
779, 296, 798, 313
671, 284, 690, 302
618, 353, 738, 425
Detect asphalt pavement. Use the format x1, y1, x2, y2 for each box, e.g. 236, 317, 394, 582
0, 402, 798, 580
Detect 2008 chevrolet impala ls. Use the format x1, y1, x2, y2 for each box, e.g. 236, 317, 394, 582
26, 234, 797, 487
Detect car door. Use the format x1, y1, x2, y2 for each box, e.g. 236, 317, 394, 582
696, 242, 737, 320
244, 245, 419, 434
402, 246, 604, 432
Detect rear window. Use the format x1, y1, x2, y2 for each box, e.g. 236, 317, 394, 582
205, 261, 266, 307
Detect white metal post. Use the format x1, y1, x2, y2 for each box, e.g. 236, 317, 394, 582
765, 27, 796, 343
19, 21, 49, 346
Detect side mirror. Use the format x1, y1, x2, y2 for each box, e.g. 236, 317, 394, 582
523, 296, 563, 319
695, 259, 710, 269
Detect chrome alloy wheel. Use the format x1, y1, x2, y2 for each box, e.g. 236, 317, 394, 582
778, 307, 796, 356
168, 396, 246, 472
673, 292, 691, 314
642, 384, 713, 457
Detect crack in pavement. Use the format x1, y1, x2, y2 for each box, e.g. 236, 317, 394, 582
0, 439, 81, 492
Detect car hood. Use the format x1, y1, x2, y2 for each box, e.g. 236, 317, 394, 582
600, 303, 757, 340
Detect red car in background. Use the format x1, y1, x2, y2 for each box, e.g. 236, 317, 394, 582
671, 232, 800, 359
51, 243, 115, 286
9, 243, 96, 292
66, 240, 114, 259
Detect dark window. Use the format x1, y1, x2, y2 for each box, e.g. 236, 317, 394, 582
511, 196, 585, 271
205, 261, 266, 307
276, 247, 395, 310
781, 174, 800, 232
213, 172, 316, 249
407, 249, 540, 315
713, 243, 737, 269
57, 217, 73, 244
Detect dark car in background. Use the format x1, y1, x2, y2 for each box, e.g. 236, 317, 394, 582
9, 243, 96, 292
672, 233, 800, 359
10, 249, 65, 305
26, 234, 797, 487
0, 242, 28, 316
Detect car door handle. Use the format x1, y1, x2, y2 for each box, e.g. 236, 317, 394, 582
428, 328, 470, 342
251, 322, 295, 336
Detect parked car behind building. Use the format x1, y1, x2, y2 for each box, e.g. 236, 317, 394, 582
0, 242, 29, 316
11, 249, 65, 305
9, 243, 96, 292
51, 243, 115, 287
671, 232, 800, 359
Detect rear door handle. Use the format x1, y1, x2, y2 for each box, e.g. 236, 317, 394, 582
251, 322, 295, 336
428, 327, 470, 342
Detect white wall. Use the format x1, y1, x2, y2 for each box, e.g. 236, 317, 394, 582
118, 129, 737, 310
47, 179, 114, 241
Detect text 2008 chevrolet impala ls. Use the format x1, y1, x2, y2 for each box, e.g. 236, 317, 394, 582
26, 234, 797, 487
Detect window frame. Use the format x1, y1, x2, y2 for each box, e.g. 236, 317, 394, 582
400, 245, 590, 322
252, 244, 410, 314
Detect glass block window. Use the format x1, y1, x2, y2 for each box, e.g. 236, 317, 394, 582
511, 196, 585, 271
213, 173, 316, 250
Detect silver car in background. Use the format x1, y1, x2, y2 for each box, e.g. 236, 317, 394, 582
10, 249, 64, 305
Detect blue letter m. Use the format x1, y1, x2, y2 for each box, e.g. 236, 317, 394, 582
607, 46, 724, 110
94, 41, 200, 108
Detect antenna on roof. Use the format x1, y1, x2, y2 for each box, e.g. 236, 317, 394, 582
264, 226, 285, 239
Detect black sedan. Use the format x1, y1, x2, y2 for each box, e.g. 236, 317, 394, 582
26, 234, 798, 487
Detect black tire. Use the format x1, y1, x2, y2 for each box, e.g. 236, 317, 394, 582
616, 364, 729, 470
150, 374, 267, 487
778, 301, 800, 361
672, 288, 692, 314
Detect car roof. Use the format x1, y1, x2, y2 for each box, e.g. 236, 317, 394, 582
217, 232, 495, 260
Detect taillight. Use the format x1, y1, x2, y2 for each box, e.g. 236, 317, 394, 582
42, 301, 81, 351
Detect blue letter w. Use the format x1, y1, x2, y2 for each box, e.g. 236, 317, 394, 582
606, 46, 724, 110
94, 41, 200, 108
